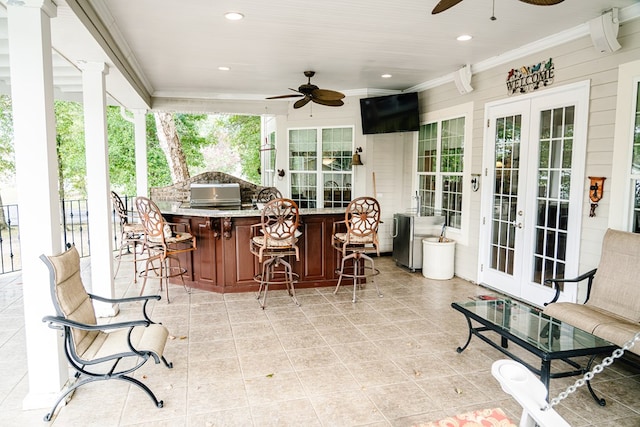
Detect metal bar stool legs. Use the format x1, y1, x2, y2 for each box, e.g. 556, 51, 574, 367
255, 254, 300, 309
334, 250, 382, 303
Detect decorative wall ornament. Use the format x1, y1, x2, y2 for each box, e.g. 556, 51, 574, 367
506, 58, 554, 96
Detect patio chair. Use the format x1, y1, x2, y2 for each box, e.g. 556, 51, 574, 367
40, 245, 173, 422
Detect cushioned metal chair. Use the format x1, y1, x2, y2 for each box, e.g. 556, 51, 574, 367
111, 191, 145, 282
135, 196, 197, 303
40, 245, 173, 422
332, 196, 383, 303
250, 198, 300, 309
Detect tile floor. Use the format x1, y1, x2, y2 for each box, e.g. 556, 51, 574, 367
1, 256, 639, 426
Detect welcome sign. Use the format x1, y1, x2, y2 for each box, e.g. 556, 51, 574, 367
506, 58, 554, 96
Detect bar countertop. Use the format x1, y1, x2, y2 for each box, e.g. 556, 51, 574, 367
155, 201, 346, 218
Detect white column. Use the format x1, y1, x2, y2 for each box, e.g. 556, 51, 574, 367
78, 61, 116, 315
133, 109, 148, 197
7, 0, 66, 410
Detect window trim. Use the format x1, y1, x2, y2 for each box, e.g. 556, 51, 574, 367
288, 125, 355, 208
414, 102, 473, 245
609, 60, 640, 231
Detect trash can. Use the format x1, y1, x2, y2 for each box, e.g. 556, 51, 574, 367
422, 237, 455, 280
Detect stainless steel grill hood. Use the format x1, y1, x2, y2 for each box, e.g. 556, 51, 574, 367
190, 183, 241, 208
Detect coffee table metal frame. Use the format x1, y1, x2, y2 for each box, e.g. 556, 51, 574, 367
452, 298, 617, 404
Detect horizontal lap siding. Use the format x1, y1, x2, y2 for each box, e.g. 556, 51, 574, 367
415, 17, 640, 283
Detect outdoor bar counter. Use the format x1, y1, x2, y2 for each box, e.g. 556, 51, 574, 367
156, 201, 346, 293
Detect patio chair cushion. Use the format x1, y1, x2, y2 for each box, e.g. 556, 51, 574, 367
49, 246, 99, 356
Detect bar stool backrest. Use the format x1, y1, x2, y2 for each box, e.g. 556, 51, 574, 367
261, 198, 299, 245
345, 197, 380, 241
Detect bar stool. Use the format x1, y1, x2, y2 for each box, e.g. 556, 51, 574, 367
250, 198, 301, 309
255, 187, 282, 209
135, 196, 197, 303
111, 191, 145, 282
332, 196, 383, 303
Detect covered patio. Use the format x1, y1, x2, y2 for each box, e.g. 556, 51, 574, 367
2, 257, 640, 426
3, 0, 640, 425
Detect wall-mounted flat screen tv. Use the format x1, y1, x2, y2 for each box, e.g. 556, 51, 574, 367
359, 92, 420, 135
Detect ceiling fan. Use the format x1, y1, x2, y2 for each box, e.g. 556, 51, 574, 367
266, 71, 345, 109
431, 0, 564, 14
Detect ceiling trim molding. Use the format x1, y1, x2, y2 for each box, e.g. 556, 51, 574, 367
408, 3, 640, 94
65, 0, 151, 106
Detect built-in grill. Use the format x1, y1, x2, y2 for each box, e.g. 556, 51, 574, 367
190, 183, 242, 208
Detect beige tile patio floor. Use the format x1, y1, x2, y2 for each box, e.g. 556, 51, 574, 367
1, 255, 639, 426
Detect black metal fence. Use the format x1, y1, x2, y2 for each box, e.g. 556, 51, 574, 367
0, 195, 136, 275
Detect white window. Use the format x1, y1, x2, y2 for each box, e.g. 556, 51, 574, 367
289, 127, 353, 208
415, 102, 473, 244
261, 131, 276, 187
629, 81, 640, 231
417, 117, 465, 228
609, 60, 640, 232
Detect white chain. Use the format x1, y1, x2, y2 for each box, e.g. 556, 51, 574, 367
543, 331, 640, 410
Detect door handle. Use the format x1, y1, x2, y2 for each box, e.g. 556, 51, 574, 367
392, 217, 398, 238
512, 222, 523, 229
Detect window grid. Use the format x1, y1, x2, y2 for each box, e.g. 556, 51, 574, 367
491, 115, 521, 275
533, 106, 574, 285
289, 127, 353, 209
417, 117, 465, 228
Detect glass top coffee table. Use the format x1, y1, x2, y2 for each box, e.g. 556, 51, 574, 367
451, 298, 617, 404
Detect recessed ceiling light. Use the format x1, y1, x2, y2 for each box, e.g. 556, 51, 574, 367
224, 11, 244, 21
457, 34, 472, 41
381, 74, 392, 78
218, 66, 230, 71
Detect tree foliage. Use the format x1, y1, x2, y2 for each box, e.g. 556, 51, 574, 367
211, 114, 261, 183
0, 95, 14, 179
0, 98, 260, 198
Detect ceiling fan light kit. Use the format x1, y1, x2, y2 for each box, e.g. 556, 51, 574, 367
266, 71, 345, 109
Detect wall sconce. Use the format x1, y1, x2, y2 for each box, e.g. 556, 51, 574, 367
588, 176, 605, 217
277, 169, 285, 180
352, 147, 363, 166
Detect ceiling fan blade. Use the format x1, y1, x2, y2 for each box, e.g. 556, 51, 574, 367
518, 0, 564, 5
312, 88, 345, 101
293, 97, 312, 109
431, 0, 464, 14
312, 98, 344, 107
266, 94, 304, 99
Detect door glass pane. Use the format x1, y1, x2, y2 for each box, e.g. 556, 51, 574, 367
490, 114, 521, 276
533, 106, 573, 285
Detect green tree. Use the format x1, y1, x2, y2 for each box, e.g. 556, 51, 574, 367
211, 114, 261, 183
0, 95, 14, 229
54, 100, 85, 198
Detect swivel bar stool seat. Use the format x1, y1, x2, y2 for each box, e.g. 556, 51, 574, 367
250, 198, 301, 309
332, 196, 383, 303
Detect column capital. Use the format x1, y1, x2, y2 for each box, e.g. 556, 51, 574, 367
8, 0, 57, 18
77, 60, 109, 75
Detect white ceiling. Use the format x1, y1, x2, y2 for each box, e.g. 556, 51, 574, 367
1, 0, 639, 114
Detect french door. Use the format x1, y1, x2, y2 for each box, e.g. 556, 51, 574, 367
479, 82, 590, 306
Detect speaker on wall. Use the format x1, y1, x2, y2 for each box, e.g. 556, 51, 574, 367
453, 64, 473, 95
589, 8, 621, 53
